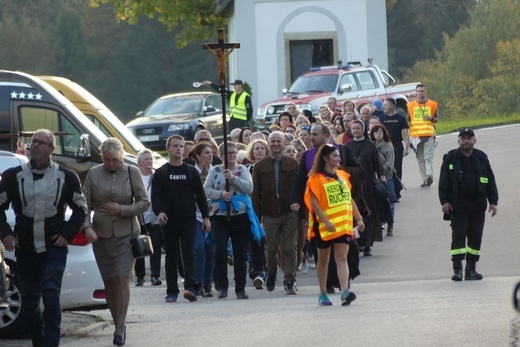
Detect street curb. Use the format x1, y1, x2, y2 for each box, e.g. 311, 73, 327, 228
70, 321, 111, 337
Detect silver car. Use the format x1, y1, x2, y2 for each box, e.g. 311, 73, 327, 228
0, 151, 106, 337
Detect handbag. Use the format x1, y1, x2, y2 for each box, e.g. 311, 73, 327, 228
128, 166, 154, 259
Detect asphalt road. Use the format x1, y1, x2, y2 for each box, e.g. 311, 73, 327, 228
5, 125, 520, 346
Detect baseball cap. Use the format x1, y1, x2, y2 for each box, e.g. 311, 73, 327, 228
232, 80, 243, 85
458, 127, 475, 137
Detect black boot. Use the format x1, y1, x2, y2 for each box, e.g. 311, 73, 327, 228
386, 224, 394, 236
465, 261, 483, 280
451, 260, 463, 281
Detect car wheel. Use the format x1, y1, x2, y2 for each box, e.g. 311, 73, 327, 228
0, 262, 26, 337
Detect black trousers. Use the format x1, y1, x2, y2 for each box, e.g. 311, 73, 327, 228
450, 203, 486, 262
135, 223, 163, 278
249, 236, 265, 278
211, 214, 250, 293
394, 142, 404, 198
161, 218, 197, 295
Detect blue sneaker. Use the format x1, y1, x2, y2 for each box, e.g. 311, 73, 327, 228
318, 292, 332, 306
341, 290, 356, 306
165, 294, 177, 303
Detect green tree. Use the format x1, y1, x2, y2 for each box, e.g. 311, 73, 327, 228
403, 0, 520, 119
387, 0, 475, 78
89, 0, 228, 48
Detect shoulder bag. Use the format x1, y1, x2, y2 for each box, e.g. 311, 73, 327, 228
128, 166, 154, 258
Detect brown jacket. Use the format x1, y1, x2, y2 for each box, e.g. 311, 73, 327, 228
82, 163, 150, 238
252, 155, 299, 220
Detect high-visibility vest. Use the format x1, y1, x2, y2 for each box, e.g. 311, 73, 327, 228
407, 99, 438, 137
230, 92, 249, 121
304, 170, 354, 241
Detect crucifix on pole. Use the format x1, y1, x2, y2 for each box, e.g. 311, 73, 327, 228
203, 28, 240, 219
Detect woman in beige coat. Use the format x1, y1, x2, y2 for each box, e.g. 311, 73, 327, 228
83, 138, 149, 346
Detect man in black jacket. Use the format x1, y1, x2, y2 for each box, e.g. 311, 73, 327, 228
0, 129, 87, 347
439, 128, 498, 281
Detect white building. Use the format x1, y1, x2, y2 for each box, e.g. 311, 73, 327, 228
222, 0, 388, 112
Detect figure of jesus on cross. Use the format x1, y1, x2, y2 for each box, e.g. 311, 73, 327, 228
203, 28, 240, 219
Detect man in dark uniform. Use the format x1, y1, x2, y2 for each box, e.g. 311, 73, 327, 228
439, 128, 498, 281
203, 79, 253, 130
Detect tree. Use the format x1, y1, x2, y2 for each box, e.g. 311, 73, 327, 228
403, 0, 520, 118
89, 0, 228, 48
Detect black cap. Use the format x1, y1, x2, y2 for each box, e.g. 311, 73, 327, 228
232, 79, 243, 85
458, 127, 475, 137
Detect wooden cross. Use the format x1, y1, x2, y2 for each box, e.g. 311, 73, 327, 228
203, 28, 240, 219
203, 28, 240, 88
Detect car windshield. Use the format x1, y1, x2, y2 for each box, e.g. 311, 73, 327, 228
287, 75, 338, 94
144, 95, 203, 117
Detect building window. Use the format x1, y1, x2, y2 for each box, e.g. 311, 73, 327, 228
289, 40, 333, 83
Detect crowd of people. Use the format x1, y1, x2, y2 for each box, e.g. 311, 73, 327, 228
0, 83, 499, 346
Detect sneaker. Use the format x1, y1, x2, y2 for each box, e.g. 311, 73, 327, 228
183, 289, 198, 302
301, 261, 310, 275
151, 277, 162, 286
420, 181, 427, 187
318, 292, 332, 306
253, 276, 264, 290
202, 284, 213, 297
227, 255, 234, 266
309, 261, 316, 269
386, 225, 394, 237
266, 272, 277, 292
426, 176, 433, 186
341, 290, 356, 306
284, 281, 297, 295
165, 294, 177, 303
135, 277, 145, 286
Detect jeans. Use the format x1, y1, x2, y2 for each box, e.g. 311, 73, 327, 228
161, 218, 197, 295
211, 214, 250, 293
194, 220, 214, 285
16, 245, 67, 347
135, 223, 163, 278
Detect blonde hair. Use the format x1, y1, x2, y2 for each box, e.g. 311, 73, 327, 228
100, 137, 123, 160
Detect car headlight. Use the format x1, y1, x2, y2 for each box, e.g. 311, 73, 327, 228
298, 104, 311, 111
168, 124, 188, 131
257, 107, 266, 116
267, 106, 275, 115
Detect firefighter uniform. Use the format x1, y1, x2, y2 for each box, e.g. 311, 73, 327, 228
438, 128, 498, 281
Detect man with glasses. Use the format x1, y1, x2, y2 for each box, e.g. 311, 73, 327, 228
0, 129, 87, 346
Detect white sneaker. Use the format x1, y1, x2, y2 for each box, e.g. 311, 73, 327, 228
309, 261, 316, 269
298, 263, 302, 271
253, 276, 264, 290
301, 261, 310, 274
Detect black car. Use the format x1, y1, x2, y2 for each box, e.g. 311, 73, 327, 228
126, 92, 227, 150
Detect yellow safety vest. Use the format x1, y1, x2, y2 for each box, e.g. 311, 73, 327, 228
304, 170, 354, 241
230, 92, 249, 121
407, 99, 438, 137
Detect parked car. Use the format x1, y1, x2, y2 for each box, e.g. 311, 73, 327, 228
126, 92, 227, 150
0, 151, 106, 337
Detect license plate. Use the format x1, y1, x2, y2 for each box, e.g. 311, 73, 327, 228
137, 135, 160, 142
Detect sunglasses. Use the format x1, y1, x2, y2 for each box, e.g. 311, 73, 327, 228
300, 125, 311, 131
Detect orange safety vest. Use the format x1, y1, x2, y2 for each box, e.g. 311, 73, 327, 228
304, 170, 354, 241
407, 99, 438, 137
